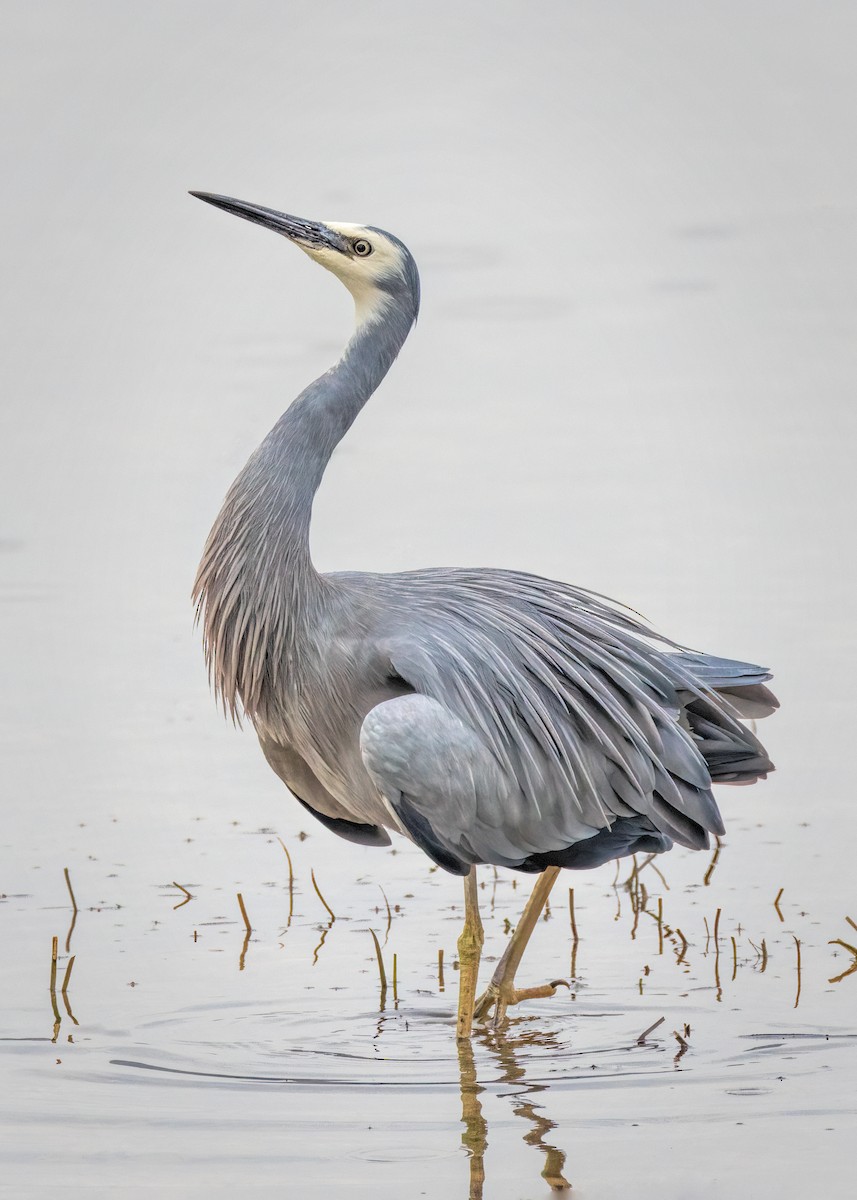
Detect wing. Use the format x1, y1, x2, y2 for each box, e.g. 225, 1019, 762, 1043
360, 693, 678, 874
358, 568, 775, 871
260, 736, 391, 847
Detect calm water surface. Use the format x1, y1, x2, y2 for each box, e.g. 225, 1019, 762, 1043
2, 3, 856, 1197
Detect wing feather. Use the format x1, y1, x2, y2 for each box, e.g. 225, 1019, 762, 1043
366, 568, 775, 862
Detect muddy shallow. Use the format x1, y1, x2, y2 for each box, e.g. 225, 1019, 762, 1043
3, 3, 857, 1197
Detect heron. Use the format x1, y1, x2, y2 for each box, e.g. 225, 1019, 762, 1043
190, 191, 778, 1038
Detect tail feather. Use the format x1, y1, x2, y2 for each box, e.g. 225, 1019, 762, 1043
684, 694, 774, 784
715, 683, 779, 720
677, 651, 780, 719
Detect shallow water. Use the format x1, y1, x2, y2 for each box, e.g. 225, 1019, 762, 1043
3, 2, 857, 1197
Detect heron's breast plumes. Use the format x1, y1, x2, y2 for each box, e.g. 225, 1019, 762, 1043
192, 487, 299, 725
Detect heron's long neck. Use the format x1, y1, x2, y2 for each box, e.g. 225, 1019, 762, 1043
195, 294, 414, 719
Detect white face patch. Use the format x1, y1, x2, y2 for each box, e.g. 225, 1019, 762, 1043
296, 222, 403, 326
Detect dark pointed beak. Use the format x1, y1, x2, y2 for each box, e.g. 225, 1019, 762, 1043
190, 191, 343, 251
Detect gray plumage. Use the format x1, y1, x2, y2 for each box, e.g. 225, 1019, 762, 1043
191, 192, 777, 880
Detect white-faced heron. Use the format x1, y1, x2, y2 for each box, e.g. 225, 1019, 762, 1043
190, 192, 778, 1037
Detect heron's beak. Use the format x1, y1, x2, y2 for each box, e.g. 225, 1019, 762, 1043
190, 192, 343, 252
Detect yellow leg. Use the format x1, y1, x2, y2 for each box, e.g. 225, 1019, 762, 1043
456, 867, 484, 1040
474, 866, 565, 1027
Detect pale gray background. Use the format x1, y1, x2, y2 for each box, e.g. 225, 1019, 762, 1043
2, 4, 856, 1198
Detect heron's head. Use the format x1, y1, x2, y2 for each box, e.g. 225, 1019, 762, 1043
190, 192, 420, 327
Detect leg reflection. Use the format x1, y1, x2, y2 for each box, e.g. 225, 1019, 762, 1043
457, 1037, 487, 1199
484, 1024, 571, 1192
457, 1023, 571, 1196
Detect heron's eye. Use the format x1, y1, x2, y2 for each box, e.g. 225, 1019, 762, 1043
352, 239, 373, 257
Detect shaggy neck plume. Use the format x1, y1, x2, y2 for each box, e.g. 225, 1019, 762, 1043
193, 292, 416, 721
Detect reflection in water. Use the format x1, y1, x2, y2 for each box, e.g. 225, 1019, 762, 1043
673, 1027, 689, 1067
488, 1026, 571, 1192
47, 935, 79, 1043
457, 1038, 487, 1199
237, 892, 253, 971
311, 918, 334, 966
458, 1024, 571, 1197
49, 936, 61, 1044
30, 832, 848, 1196
239, 926, 251, 971
171, 881, 193, 910
828, 919, 857, 984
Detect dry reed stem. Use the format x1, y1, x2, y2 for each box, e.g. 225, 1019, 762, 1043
657, 897, 664, 955
631, 891, 641, 941
675, 927, 688, 965
568, 888, 578, 942
703, 838, 721, 886
829, 937, 857, 957
774, 887, 785, 922
236, 892, 252, 933
731, 936, 738, 981
438, 948, 445, 991
172, 881, 192, 910
277, 837, 295, 924
638, 853, 670, 890
49, 937, 61, 1041
311, 869, 336, 921
379, 885, 392, 943
793, 935, 802, 1008
64, 870, 79, 952
368, 928, 387, 992
636, 1016, 665, 1044
846, 916, 857, 936
64, 868, 78, 912
393, 952, 398, 1002
50, 936, 58, 995
625, 854, 639, 888
828, 932, 857, 984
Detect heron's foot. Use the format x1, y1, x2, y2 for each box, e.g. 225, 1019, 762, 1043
473, 977, 569, 1028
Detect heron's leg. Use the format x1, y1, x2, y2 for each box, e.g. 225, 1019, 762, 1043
456, 867, 484, 1040
473, 866, 564, 1027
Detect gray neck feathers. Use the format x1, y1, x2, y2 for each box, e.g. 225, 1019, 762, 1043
194, 289, 416, 721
